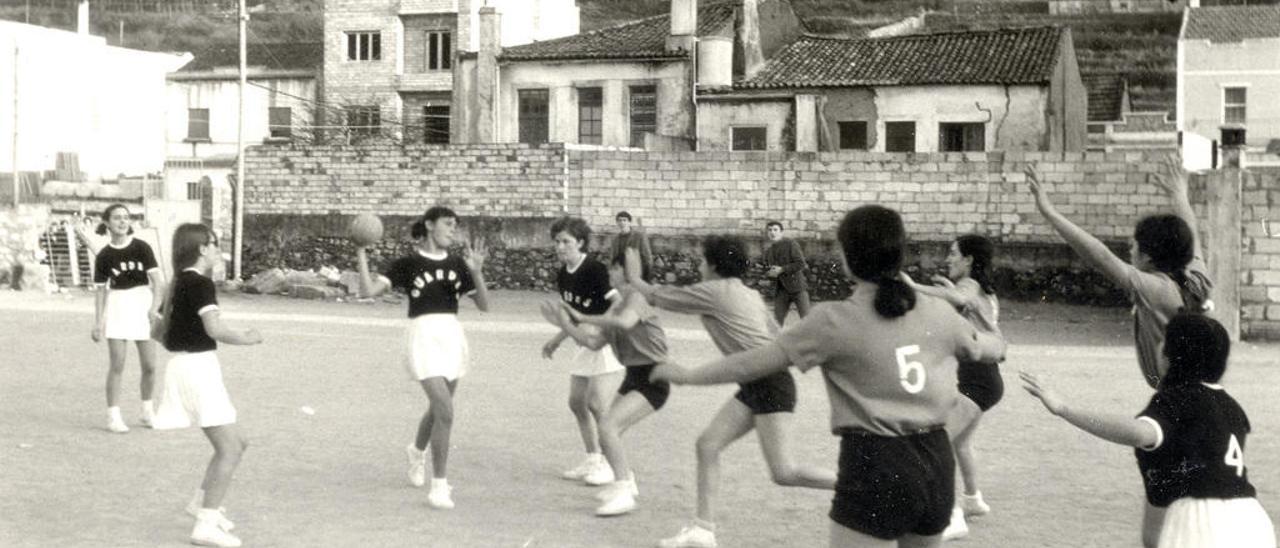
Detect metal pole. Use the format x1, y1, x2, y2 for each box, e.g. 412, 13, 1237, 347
11, 45, 19, 208
233, 0, 246, 280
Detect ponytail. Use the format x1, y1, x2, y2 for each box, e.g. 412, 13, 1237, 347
873, 274, 916, 319
410, 217, 428, 239
956, 234, 996, 295
1170, 269, 1214, 314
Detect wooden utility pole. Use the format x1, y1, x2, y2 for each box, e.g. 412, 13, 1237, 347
11, 45, 19, 208
233, 0, 246, 279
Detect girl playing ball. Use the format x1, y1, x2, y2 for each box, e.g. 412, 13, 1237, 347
542, 217, 625, 486
90, 203, 164, 433
1023, 313, 1275, 548
653, 206, 1005, 547
151, 224, 262, 548
541, 249, 671, 517
355, 206, 489, 510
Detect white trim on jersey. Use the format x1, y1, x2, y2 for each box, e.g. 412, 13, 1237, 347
1137, 416, 1165, 452
198, 304, 219, 316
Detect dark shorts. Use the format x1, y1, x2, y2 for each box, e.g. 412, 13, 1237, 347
618, 364, 671, 411
734, 370, 797, 415
830, 428, 954, 540
957, 360, 1004, 412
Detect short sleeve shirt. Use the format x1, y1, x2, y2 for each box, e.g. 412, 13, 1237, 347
164, 269, 218, 353
775, 291, 982, 436
1122, 257, 1213, 388
1135, 383, 1255, 507
650, 278, 776, 355
384, 251, 475, 318
93, 238, 159, 290
557, 256, 616, 316
604, 289, 669, 366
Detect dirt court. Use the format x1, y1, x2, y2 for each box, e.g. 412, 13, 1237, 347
2, 289, 1277, 547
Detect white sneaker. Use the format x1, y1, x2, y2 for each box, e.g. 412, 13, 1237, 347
595, 489, 636, 517
185, 502, 235, 531
958, 491, 990, 517
658, 524, 718, 547
140, 410, 155, 428
595, 479, 639, 502
563, 454, 601, 480
107, 416, 130, 434
582, 461, 616, 486
942, 506, 969, 541
191, 510, 242, 547
405, 444, 426, 488
427, 483, 454, 510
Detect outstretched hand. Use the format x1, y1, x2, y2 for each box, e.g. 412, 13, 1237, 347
1151, 153, 1189, 198
1020, 371, 1066, 416
463, 238, 487, 272
929, 275, 956, 290
1024, 165, 1053, 212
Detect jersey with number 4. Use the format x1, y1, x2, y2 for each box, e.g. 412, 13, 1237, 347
1135, 383, 1256, 507
776, 292, 984, 437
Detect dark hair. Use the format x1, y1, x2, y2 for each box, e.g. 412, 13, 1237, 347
410, 206, 458, 239
702, 235, 748, 278
172, 223, 214, 273
1160, 313, 1230, 389
955, 234, 996, 295
611, 243, 652, 283
765, 220, 783, 231
1134, 214, 1208, 310
615, 211, 632, 221
96, 203, 135, 236
549, 216, 592, 253
838, 205, 915, 318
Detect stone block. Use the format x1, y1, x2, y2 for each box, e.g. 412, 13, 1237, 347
289, 284, 345, 300
244, 268, 288, 295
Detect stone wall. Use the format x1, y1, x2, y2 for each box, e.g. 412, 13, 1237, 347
240, 143, 1280, 338
0, 205, 51, 286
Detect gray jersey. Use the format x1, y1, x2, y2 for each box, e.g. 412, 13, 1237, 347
650, 278, 776, 356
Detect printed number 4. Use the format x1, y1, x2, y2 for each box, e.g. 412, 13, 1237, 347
1225, 434, 1245, 477
895, 345, 925, 394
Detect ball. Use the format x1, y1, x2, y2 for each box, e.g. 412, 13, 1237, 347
349, 213, 384, 246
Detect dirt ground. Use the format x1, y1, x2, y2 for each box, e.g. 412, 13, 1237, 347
2, 289, 1277, 547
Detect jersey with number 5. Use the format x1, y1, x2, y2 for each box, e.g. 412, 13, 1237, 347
775, 292, 987, 437
1135, 383, 1256, 507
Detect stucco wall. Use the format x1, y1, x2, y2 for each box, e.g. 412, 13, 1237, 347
1180, 38, 1280, 149
876, 85, 1050, 152
165, 77, 317, 158
323, 0, 405, 130
697, 99, 792, 151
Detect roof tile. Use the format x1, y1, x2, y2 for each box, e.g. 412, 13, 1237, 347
1182, 6, 1280, 43
501, 2, 736, 61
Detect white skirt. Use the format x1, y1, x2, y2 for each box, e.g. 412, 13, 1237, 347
104, 286, 153, 341
568, 324, 623, 377
404, 314, 469, 382
1159, 497, 1276, 548
152, 351, 237, 430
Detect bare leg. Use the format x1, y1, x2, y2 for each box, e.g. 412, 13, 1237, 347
755, 411, 837, 490
199, 424, 248, 509
417, 378, 458, 479
952, 408, 983, 496
598, 392, 657, 480
693, 398, 755, 524
568, 375, 599, 454
1141, 503, 1166, 548
135, 340, 157, 402
105, 339, 128, 407
899, 533, 943, 548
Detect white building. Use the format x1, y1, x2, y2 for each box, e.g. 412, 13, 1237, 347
0, 20, 191, 184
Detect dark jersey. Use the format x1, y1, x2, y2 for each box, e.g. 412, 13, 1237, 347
557, 256, 615, 316
164, 269, 218, 353
1135, 383, 1256, 507
384, 251, 476, 318
94, 238, 159, 290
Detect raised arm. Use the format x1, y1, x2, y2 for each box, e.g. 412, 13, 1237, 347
355, 247, 391, 298
623, 247, 659, 302
463, 242, 490, 312
1152, 153, 1202, 258
1020, 371, 1158, 448
901, 272, 968, 309
571, 292, 642, 331
1026, 165, 1133, 287
651, 343, 791, 386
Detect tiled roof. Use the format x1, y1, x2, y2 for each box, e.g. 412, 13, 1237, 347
500, 2, 736, 61
737, 26, 1064, 89
1182, 6, 1280, 42
181, 42, 322, 72
1082, 73, 1125, 122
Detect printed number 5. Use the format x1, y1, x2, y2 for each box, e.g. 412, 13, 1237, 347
896, 345, 925, 394
1225, 434, 1245, 477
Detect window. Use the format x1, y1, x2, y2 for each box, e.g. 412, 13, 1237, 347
629, 85, 657, 148
731, 127, 767, 151
346, 106, 381, 137
1224, 87, 1246, 125
885, 121, 916, 152
838, 121, 868, 150
346, 32, 382, 61
1087, 123, 1107, 134
939, 122, 985, 152
426, 31, 452, 71
187, 108, 210, 140
186, 181, 202, 201
518, 89, 549, 144
424, 105, 450, 144
578, 87, 603, 145
268, 107, 292, 139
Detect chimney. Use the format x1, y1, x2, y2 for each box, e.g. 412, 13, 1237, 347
77, 0, 89, 35
475, 6, 502, 142
666, 0, 696, 53
738, 0, 765, 79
